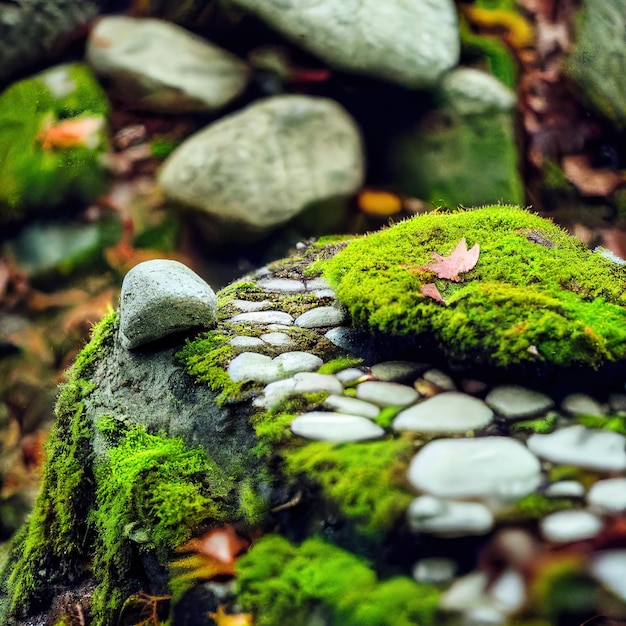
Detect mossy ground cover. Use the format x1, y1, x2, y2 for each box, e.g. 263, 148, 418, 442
236, 534, 440, 626
321, 205, 626, 368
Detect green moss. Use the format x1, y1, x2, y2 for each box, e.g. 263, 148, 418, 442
501, 493, 574, 521
375, 406, 404, 428
91, 423, 234, 623
176, 331, 244, 405
317, 356, 363, 375
321, 206, 626, 368
1, 311, 117, 619
236, 535, 440, 626
511, 413, 559, 434
0, 63, 110, 218
284, 439, 415, 535
574, 413, 626, 434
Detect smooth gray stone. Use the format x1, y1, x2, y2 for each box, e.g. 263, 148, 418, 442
295, 306, 346, 328
230, 299, 273, 312
119, 259, 217, 350
591, 550, 626, 603
587, 478, 626, 513
158, 95, 364, 239
408, 437, 541, 502
408, 495, 494, 537
393, 392, 494, 433
485, 385, 553, 419
540, 510, 603, 543
527, 425, 626, 472
305, 277, 331, 291
227, 311, 294, 325
228, 350, 322, 384
290, 411, 385, 442
228, 0, 459, 88
259, 332, 292, 346
259, 372, 343, 409
422, 368, 457, 391
412, 558, 457, 584
323, 394, 380, 419
544, 481, 585, 499
561, 393, 604, 416
355, 381, 419, 407
370, 360, 428, 383
229, 336, 264, 348
87, 17, 249, 113
273, 351, 323, 377
257, 278, 306, 292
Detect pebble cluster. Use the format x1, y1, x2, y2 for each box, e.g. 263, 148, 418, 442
221, 268, 626, 624
118, 259, 626, 624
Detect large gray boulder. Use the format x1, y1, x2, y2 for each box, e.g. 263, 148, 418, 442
158, 95, 364, 241
86, 16, 250, 113
228, 0, 460, 88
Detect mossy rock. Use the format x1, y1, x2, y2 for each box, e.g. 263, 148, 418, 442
321, 205, 626, 369
0, 62, 110, 222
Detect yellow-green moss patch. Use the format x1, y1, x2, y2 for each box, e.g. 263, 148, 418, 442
321, 205, 626, 368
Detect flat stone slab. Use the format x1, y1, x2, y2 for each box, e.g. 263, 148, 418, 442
323, 394, 380, 419
228, 351, 322, 383
227, 311, 294, 325
119, 259, 217, 350
393, 392, 494, 433
290, 411, 385, 442
407, 437, 542, 502
527, 425, 626, 472
259, 373, 343, 409
295, 306, 346, 328
540, 510, 604, 543
587, 478, 626, 513
87, 17, 249, 113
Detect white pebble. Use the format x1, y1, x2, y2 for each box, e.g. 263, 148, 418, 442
290, 411, 385, 442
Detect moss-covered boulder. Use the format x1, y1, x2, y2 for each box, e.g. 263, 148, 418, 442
323, 205, 626, 369
0, 63, 110, 223
2, 206, 626, 626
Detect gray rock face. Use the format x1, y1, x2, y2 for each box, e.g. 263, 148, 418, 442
87, 17, 249, 113
228, 0, 459, 88
119, 259, 217, 350
566, 0, 626, 127
158, 95, 364, 240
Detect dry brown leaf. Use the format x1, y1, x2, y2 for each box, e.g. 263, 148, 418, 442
209, 605, 254, 626
562, 155, 623, 196
420, 283, 445, 304
418, 237, 480, 281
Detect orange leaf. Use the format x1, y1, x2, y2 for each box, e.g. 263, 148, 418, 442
418, 237, 480, 282
209, 605, 254, 626
178, 526, 249, 564
420, 283, 445, 304
358, 189, 403, 216
36, 114, 105, 151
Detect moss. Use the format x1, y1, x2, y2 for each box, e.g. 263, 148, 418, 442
501, 493, 574, 521
283, 439, 415, 536
1, 311, 117, 619
176, 331, 244, 405
375, 406, 404, 429
317, 356, 363, 375
321, 206, 626, 368
236, 535, 440, 626
574, 413, 626, 434
511, 413, 559, 434
90, 423, 235, 624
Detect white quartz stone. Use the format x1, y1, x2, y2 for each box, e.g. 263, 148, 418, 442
294, 306, 346, 328
587, 478, 626, 513
227, 310, 294, 325
408, 437, 542, 502
540, 510, 604, 543
408, 495, 494, 536
485, 385, 553, 419
229, 336, 264, 348
393, 392, 494, 433
356, 381, 419, 407
323, 394, 380, 419
290, 411, 385, 442
527, 425, 626, 472
591, 550, 626, 603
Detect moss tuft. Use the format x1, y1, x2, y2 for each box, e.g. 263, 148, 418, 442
321, 206, 626, 368
91, 423, 234, 623
1, 311, 117, 619
317, 356, 363, 375
284, 439, 415, 535
236, 535, 440, 626
574, 413, 626, 434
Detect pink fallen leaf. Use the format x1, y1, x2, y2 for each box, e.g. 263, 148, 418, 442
419, 237, 480, 282
420, 283, 446, 304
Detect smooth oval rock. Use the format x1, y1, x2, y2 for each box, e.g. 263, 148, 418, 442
87, 17, 249, 113
323, 395, 380, 419
587, 478, 626, 513
485, 385, 554, 419
540, 510, 604, 543
407, 437, 542, 502
227, 311, 294, 325
408, 495, 494, 537
290, 411, 385, 442
355, 381, 419, 407
158, 95, 364, 240
229, 0, 459, 88
119, 259, 217, 350
591, 550, 626, 603
295, 306, 346, 328
393, 392, 494, 433
527, 425, 626, 472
